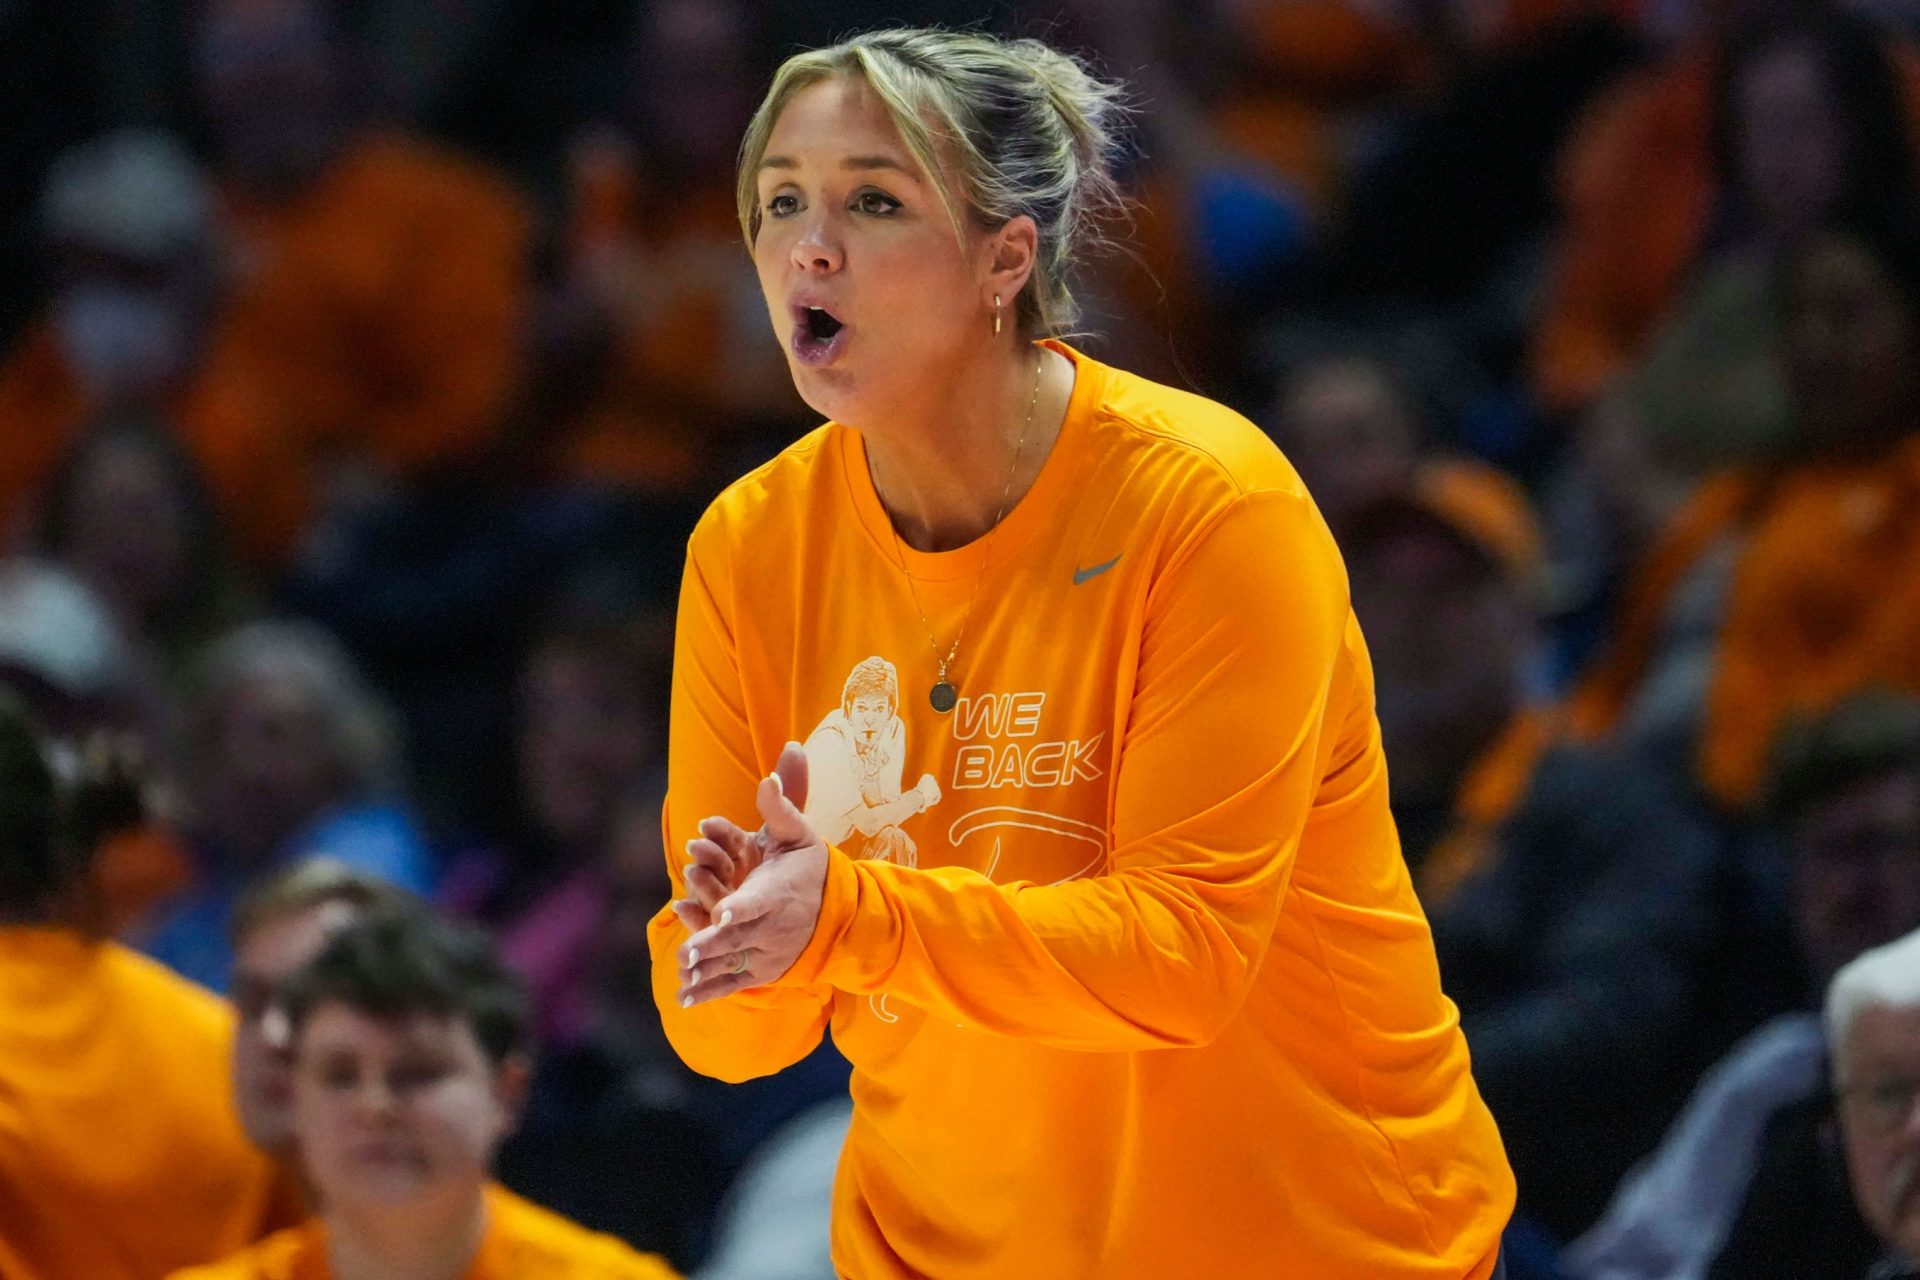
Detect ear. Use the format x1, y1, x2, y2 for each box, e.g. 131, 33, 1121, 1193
983, 214, 1039, 315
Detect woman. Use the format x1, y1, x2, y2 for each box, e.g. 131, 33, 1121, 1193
0, 696, 284, 1279
648, 29, 1512, 1277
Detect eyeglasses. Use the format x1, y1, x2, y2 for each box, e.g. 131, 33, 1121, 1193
1839, 1078, 1920, 1132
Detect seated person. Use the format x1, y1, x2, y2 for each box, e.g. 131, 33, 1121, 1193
1567, 689, 1920, 1279
227, 858, 423, 1168
1832, 930, 1920, 1279
1570, 216, 1920, 807
138, 619, 435, 992
172, 908, 678, 1279
0, 695, 282, 1279
1346, 468, 1721, 1238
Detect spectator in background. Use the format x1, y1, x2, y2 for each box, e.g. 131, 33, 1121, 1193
227, 859, 422, 1166
1568, 689, 1920, 1280
1597, 11, 1920, 477
0, 695, 284, 1279
533, 0, 798, 500
1346, 468, 1720, 1237
1570, 215, 1920, 804
1345, 463, 1552, 883
1531, 2, 1920, 418
34, 415, 251, 702
0, 129, 307, 567
1832, 930, 1920, 1279
195, 0, 532, 510
170, 909, 680, 1280
140, 620, 434, 992
440, 612, 665, 1048
1267, 354, 1421, 541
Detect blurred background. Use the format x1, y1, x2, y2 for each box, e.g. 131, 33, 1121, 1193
5, 0, 1920, 1275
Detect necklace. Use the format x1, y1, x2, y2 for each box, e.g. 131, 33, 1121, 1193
888, 352, 1045, 713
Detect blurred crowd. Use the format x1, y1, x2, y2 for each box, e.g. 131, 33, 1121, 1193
6, 0, 1920, 1275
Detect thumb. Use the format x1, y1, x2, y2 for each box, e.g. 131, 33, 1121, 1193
757, 743, 815, 850
773, 741, 809, 811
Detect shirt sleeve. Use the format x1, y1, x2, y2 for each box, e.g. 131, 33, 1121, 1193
775, 489, 1350, 1052
649, 532, 835, 1083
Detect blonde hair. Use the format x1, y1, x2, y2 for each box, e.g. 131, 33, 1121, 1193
735, 28, 1129, 337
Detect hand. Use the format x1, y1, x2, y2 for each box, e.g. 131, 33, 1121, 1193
914, 773, 942, 812
677, 742, 829, 1006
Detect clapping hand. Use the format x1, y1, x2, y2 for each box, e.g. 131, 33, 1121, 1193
676, 742, 830, 1006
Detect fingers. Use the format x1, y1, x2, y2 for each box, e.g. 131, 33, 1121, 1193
678, 963, 762, 1007
683, 863, 729, 911
757, 761, 817, 851
773, 740, 810, 811
699, 815, 755, 861
679, 944, 757, 988
685, 835, 739, 882
670, 898, 711, 933
676, 891, 769, 970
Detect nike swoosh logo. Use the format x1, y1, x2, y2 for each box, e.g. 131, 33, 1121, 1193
1073, 554, 1123, 586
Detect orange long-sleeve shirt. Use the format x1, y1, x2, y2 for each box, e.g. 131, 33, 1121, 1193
0, 927, 282, 1279
169, 1184, 679, 1280
1699, 440, 1920, 806
649, 342, 1513, 1277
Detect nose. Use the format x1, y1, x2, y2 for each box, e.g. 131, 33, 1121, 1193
790, 214, 843, 275
352, 1071, 399, 1120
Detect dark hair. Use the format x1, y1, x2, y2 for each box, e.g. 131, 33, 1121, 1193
280, 908, 532, 1065
1765, 688, 1920, 825
0, 694, 148, 917
1710, 10, 1920, 238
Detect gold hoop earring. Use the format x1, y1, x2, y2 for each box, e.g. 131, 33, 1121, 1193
993, 294, 1002, 336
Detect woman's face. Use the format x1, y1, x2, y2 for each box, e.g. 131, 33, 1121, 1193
1787, 235, 1919, 447
750, 75, 1000, 431
292, 1003, 523, 1212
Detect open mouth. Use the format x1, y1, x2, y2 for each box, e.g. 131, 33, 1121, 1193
791, 304, 848, 366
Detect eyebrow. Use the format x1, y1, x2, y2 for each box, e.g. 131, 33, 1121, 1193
758, 155, 916, 177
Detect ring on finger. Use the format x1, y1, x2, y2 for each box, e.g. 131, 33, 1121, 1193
730, 948, 752, 976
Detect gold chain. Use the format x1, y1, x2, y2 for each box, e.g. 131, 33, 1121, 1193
887, 352, 1045, 699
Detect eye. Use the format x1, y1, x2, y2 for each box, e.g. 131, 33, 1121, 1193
854, 190, 901, 216
318, 1060, 359, 1090
391, 1063, 444, 1094
766, 193, 800, 218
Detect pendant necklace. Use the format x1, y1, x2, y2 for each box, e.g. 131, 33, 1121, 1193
888, 353, 1044, 713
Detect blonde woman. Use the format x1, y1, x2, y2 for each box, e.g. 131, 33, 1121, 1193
651, 28, 1514, 1278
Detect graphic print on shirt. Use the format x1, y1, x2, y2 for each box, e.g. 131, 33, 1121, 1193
802, 656, 943, 867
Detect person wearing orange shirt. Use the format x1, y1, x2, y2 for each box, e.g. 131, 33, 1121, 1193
0, 129, 309, 567
648, 29, 1513, 1278
1570, 216, 1920, 809
0, 696, 283, 1279
195, 0, 531, 491
1532, 6, 1920, 417
173, 908, 679, 1280
1697, 220, 1920, 808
